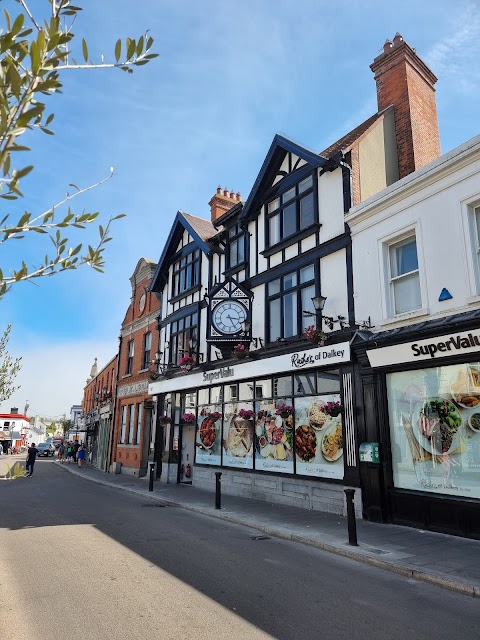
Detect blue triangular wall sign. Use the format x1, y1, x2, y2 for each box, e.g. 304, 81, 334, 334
438, 288, 453, 302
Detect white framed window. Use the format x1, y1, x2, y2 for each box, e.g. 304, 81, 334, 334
460, 195, 480, 299
128, 404, 135, 444
136, 403, 142, 445
388, 235, 422, 315
120, 406, 127, 444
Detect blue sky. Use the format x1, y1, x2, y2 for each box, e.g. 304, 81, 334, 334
2, 0, 480, 419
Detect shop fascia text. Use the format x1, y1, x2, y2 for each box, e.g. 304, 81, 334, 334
412, 332, 480, 359
203, 366, 234, 383
291, 347, 345, 368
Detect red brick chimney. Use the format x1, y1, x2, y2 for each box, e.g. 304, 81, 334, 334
209, 186, 242, 223
370, 33, 441, 179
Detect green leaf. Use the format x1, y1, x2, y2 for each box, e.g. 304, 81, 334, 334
82, 38, 88, 63
14, 165, 34, 179
126, 38, 136, 60
136, 36, 144, 56
115, 39, 121, 62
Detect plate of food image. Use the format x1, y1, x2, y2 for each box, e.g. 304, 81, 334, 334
199, 417, 217, 449
450, 367, 480, 409
295, 424, 317, 463
226, 416, 254, 457
308, 403, 328, 431
321, 422, 343, 462
413, 399, 462, 455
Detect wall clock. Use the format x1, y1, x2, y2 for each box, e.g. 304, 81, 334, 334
212, 300, 247, 335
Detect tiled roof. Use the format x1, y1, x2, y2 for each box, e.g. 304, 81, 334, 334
320, 110, 388, 158
181, 212, 220, 241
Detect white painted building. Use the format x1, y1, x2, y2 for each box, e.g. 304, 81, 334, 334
347, 134, 480, 538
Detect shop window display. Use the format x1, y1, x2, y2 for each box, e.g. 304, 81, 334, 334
387, 363, 480, 500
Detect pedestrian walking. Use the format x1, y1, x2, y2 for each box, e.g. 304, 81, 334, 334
77, 445, 86, 467
25, 443, 39, 477
58, 442, 65, 463
73, 441, 80, 463
66, 442, 73, 463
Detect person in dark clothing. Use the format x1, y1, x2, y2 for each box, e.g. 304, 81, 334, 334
26, 443, 39, 477
73, 441, 80, 463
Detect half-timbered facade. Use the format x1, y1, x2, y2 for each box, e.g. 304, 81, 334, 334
147, 34, 443, 517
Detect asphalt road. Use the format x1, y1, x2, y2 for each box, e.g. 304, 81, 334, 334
0, 457, 478, 640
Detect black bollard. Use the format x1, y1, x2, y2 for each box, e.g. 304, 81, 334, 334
215, 471, 222, 509
149, 462, 155, 492
344, 488, 358, 546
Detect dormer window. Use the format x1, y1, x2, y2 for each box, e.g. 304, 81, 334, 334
227, 224, 245, 269
267, 174, 315, 245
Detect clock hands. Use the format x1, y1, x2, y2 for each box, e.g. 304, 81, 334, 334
226, 314, 238, 327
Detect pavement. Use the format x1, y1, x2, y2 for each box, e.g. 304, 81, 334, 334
51, 459, 480, 598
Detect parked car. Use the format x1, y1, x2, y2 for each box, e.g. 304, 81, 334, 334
36, 443, 56, 457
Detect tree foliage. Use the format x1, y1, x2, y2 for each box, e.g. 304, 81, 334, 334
60, 417, 73, 435
0, 325, 22, 402
0, 0, 158, 298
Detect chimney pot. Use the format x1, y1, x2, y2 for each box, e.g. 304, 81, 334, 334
223, 189, 229, 198
236, 192, 241, 201
216, 186, 222, 195
383, 39, 392, 54
393, 33, 403, 46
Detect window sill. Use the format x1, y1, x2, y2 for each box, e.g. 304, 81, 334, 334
138, 368, 149, 374
169, 285, 202, 306
380, 307, 430, 327
466, 295, 480, 305
261, 224, 321, 258
121, 374, 132, 379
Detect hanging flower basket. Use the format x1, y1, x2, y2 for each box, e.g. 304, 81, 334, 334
206, 411, 223, 422
181, 412, 196, 424
159, 415, 172, 425
320, 401, 343, 417
232, 344, 249, 359
238, 408, 255, 420
275, 403, 294, 419
304, 325, 327, 347
179, 355, 194, 372
149, 371, 160, 381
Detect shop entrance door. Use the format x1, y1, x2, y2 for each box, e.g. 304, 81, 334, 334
180, 423, 195, 484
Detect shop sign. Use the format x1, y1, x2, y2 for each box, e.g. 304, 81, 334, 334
117, 381, 149, 398
359, 442, 380, 463
367, 328, 480, 368
149, 342, 350, 395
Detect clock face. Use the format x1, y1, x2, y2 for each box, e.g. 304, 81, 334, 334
138, 293, 146, 313
212, 301, 247, 334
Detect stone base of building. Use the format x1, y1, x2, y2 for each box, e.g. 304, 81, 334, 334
192, 467, 363, 518
113, 463, 147, 478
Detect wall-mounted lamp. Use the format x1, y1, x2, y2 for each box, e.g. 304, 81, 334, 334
241, 320, 263, 349
150, 351, 168, 375
303, 296, 373, 331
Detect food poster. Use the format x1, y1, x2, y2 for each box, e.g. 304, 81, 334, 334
294, 395, 344, 479
254, 399, 294, 473
195, 406, 222, 466
222, 403, 254, 469
387, 363, 480, 500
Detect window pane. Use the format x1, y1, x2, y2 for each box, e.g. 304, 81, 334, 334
282, 187, 296, 204
294, 374, 316, 395
230, 239, 238, 267
282, 202, 296, 238
237, 236, 245, 263
268, 198, 280, 213
269, 213, 280, 245
475, 207, 480, 247
300, 193, 315, 228
145, 332, 152, 350
393, 273, 422, 314
299, 175, 313, 193
268, 278, 281, 296
283, 271, 297, 290
317, 370, 340, 394
136, 403, 142, 445
228, 225, 237, 238
269, 298, 281, 341
300, 265, 315, 283
301, 285, 316, 330
390, 238, 418, 277
283, 291, 297, 337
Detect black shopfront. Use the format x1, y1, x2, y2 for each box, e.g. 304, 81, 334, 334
353, 311, 480, 540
